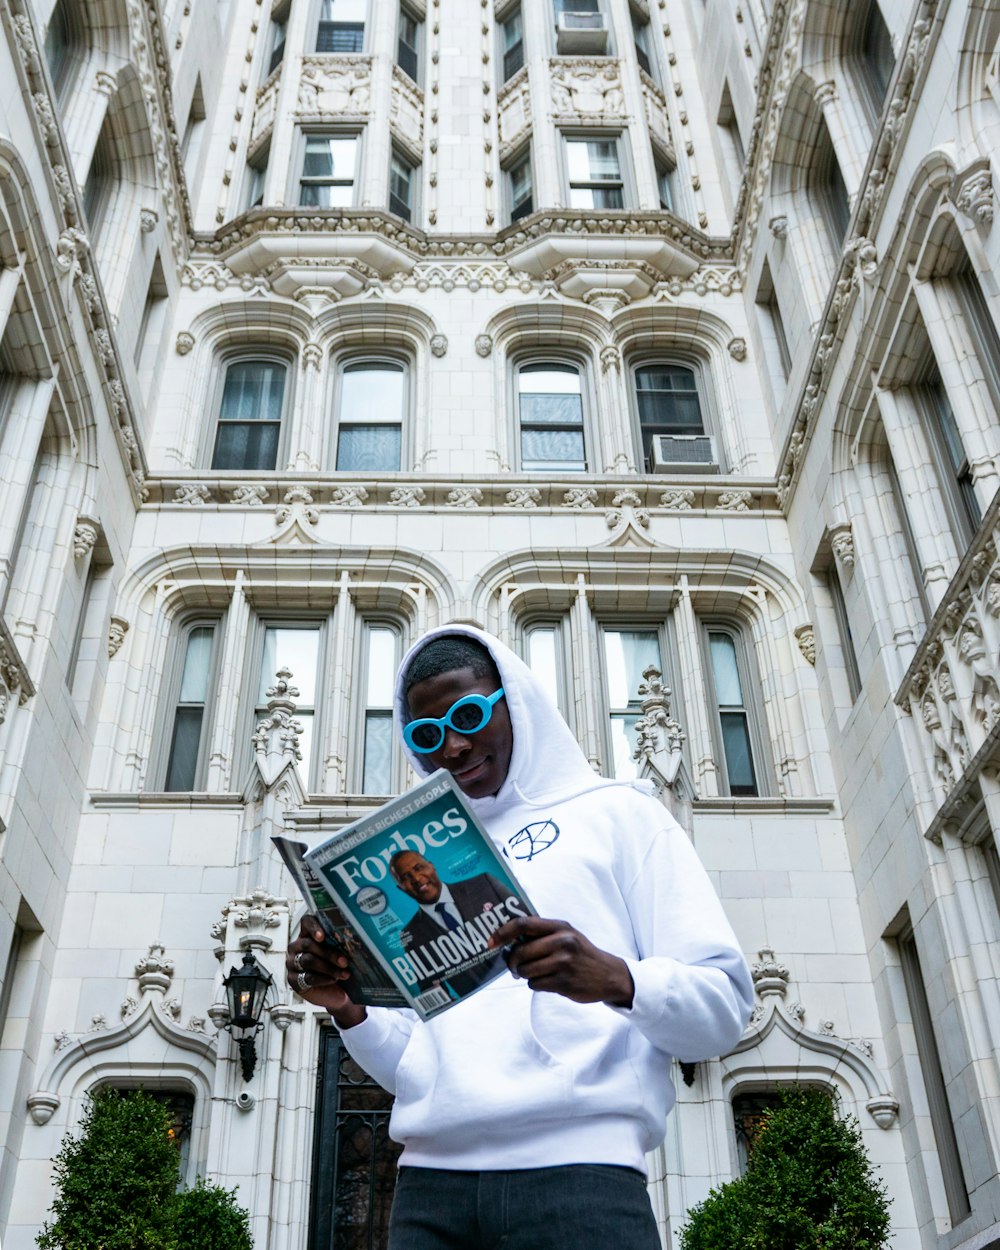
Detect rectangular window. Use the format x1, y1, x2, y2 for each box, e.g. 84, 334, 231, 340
525, 623, 566, 715
336, 360, 405, 471
827, 565, 861, 701
299, 134, 359, 208
397, 6, 420, 81
164, 625, 217, 792
897, 928, 971, 1224
507, 149, 533, 222
653, 150, 674, 212
256, 625, 321, 783
955, 262, 1000, 406
268, 14, 288, 75
918, 364, 980, 547
565, 137, 624, 209
706, 630, 759, 796
181, 77, 206, 178
603, 628, 662, 780
755, 259, 792, 381
212, 359, 285, 471
517, 362, 586, 471
500, 6, 524, 81
316, 0, 365, 52
245, 145, 269, 211
362, 625, 397, 794
44, 0, 74, 101
389, 149, 417, 222
632, 9, 653, 77
83, 119, 115, 240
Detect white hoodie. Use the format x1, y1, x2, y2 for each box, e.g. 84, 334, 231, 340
335, 625, 753, 1174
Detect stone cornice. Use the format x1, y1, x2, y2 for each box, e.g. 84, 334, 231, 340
197, 206, 730, 265
141, 473, 783, 515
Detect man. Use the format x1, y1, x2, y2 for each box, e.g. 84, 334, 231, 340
389, 850, 526, 996
287, 627, 753, 1250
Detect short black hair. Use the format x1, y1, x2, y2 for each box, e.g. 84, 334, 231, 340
403, 635, 500, 695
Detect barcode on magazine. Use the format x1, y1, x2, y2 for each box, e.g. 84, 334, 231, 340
415, 987, 452, 1012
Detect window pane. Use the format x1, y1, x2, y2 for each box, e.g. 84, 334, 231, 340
258, 628, 320, 702
321, 0, 365, 19
569, 186, 624, 210
336, 425, 402, 471
178, 627, 214, 702
605, 630, 661, 708
316, 23, 364, 52
303, 137, 358, 181
520, 428, 585, 469
609, 714, 640, 779
300, 183, 355, 208
527, 629, 559, 707
518, 365, 581, 395
720, 712, 756, 793
363, 711, 393, 794
366, 628, 396, 705
220, 361, 286, 423
519, 394, 583, 425
342, 363, 405, 422
211, 421, 279, 471
709, 633, 744, 706
165, 707, 204, 792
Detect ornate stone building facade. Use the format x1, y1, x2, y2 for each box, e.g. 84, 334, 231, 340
0, 0, 998, 1246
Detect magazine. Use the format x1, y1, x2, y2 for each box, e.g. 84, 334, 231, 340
278, 770, 535, 1020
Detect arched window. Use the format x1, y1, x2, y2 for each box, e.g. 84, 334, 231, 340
848, 0, 895, 126
334, 359, 406, 471
82, 116, 117, 242
601, 626, 669, 779
44, 0, 85, 103
515, 361, 587, 472
632, 362, 709, 469
359, 622, 401, 794
211, 357, 287, 470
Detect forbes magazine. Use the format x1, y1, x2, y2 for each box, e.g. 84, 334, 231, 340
304, 770, 535, 1020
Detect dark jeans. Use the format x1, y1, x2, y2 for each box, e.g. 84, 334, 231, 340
388, 1163, 662, 1250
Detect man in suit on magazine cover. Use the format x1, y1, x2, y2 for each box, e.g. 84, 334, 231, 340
390, 849, 526, 995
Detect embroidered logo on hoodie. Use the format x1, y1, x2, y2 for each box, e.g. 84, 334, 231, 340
505, 819, 560, 861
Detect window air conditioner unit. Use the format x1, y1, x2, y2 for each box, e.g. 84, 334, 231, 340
648, 434, 719, 473
556, 12, 609, 55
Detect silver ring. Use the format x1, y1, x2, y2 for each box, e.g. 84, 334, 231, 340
294, 951, 304, 971
297, 970, 311, 992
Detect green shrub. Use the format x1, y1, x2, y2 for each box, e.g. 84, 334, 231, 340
174, 1179, 253, 1250
37, 1087, 253, 1250
679, 1087, 891, 1250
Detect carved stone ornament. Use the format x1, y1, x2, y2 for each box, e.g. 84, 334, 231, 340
659, 488, 695, 510
952, 160, 995, 229
830, 522, 855, 569
139, 208, 159, 234
298, 57, 372, 116
549, 57, 625, 119
474, 334, 493, 357
717, 489, 752, 512
844, 234, 879, 282
794, 624, 817, 665
505, 487, 541, 508
252, 667, 304, 764
389, 486, 425, 507
606, 489, 649, 529
276, 486, 319, 526
445, 487, 483, 508
172, 482, 209, 506
430, 334, 448, 358
175, 332, 195, 355
563, 486, 598, 509
727, 337, 747, 361
330, 485, 369, 507
768, 214, 788, 239
866, 1095, 900, 1130
223, 887, 284, 952
107, 616, 129, 658
55, 227, 88, 274
631, 666, 685, 786
73, 521, 99, 560
230, 483, 269, 506
751, 947, 790, 998
600, 345, 622, 373
135, 942, 174, 995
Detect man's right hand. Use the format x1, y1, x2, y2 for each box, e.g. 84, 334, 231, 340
285, 915, 367, 1030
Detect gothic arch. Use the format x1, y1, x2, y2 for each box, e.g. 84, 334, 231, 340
954, 0, 1000, 165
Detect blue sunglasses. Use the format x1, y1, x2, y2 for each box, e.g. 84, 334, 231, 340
403, 687, 506, 754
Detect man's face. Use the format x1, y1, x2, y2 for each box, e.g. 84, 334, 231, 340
405, 666, 513, 799
391, 851, 443, 904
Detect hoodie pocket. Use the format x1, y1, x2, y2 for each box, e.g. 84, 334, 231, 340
527, 992, 640, 1112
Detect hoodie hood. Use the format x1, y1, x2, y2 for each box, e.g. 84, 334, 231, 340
394, 624, 645, 815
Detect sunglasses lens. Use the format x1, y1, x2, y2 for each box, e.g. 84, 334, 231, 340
410, 723, 442, 752
450, 701, 486, 733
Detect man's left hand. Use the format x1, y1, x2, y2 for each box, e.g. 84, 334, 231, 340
490, 916, 634, 1008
